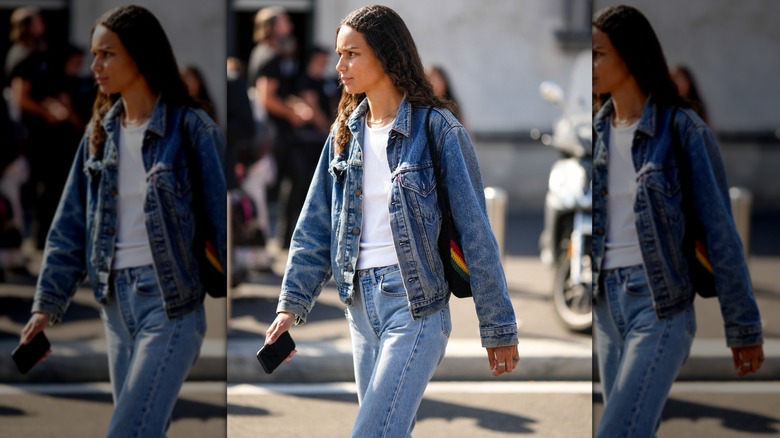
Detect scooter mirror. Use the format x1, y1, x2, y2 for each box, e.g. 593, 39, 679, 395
539, 81, 565, 105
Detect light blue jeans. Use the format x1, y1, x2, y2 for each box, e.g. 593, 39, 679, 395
595, 264, 696, 438
346, 264, 451, 438
102, 264, 206, 438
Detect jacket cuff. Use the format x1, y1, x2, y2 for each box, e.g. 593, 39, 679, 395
276, 295, 311, 326
479, 323, 519, 348
32, 298, 65, 326
725, 325, 763, 348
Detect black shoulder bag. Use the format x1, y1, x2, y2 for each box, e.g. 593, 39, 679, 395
425, 107, 472, 299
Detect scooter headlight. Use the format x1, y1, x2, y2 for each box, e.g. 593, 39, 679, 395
549, 159, 586, 198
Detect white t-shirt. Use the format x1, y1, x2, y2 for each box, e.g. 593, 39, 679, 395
603, 120, 644, 270
112, 121, 155, 269
356, 118, 400, 270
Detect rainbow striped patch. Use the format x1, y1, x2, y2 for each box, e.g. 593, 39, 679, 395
450, 240, 470, 281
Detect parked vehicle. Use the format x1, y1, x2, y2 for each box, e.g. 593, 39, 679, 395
538, 51, 592, 332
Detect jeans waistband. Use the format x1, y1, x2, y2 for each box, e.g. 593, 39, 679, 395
602, 264, 644, 277
110, 264, 155, 283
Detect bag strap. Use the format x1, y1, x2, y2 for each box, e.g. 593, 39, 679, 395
425, 107, 452, 220
179, 110, 205, 220
668, 108, 696, 219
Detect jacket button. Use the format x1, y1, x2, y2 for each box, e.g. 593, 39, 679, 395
107, 228, 115, 236
355, 189, 362, 197
352, 228, 360, 235
596, 228, 605, 235
111, 189, 118, 196
600, 189, 607, 196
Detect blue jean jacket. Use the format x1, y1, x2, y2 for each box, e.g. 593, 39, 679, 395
277, 98, 518, 348
33, 99, 227, 323
593, 98, 762, 347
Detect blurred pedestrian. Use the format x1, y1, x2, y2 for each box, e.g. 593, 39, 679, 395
227, 56, 274, 277
592, 5, 763, 437
247, 6, 307, 249
426, 64, 463, 123
19, 5, 226, 437
226, 57, 255, 189
5, 6, 80, 248
263, 5, 519, 437
671, 64, 709, 125
0, 90, 27, 281
181, 64, 217, 123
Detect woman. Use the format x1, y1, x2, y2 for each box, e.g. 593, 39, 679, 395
263, 5, 519, 437
670, 64, 709, 125
181, 64, 218, 123
19, 5, 226, 437
592, 5, 763, 437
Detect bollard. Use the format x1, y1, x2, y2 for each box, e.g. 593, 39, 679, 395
484, 187, 508, 260
729, 187, 752, 257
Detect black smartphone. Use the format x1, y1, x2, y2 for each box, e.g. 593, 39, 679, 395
12, 332, 51, 374
256, 331, 295, 374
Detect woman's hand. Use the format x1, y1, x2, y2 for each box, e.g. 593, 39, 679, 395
265, 311, 297, 362
486, 344, 520, 377
732, 345, 764, 377
20, 312, 53, 362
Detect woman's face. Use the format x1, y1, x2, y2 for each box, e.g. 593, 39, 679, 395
592, 27, 632, 95
335, 25, 389, 95
90, 24, 145, 96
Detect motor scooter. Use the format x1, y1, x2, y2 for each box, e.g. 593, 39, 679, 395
538, 50, 592, 332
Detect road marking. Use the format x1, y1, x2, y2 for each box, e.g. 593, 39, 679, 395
0, 382, 225, 395
228, 381, 594, 395
594, 382, 780, 394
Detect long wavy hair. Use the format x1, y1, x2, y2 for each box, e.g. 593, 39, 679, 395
332, 5, 456, 155
592, 5, 685, 112
88, 5, 195, 156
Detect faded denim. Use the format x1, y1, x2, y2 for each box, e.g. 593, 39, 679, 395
595, 265, 695, 438
592, 98, 762, 347
103, 264, 206, 438
278, 97, 517, 348
347, 264, 450, 437
33, 99, 227, 323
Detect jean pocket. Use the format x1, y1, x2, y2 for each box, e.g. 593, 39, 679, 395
623, 267, 651, 297
378, 272, 406, 298
134, 268, 161, 297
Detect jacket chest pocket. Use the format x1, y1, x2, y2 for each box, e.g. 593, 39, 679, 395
640, 167, 684, 227
398, 166, 440, 222
150, 167, 192, 220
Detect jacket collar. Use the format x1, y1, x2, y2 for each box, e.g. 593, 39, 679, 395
347, 95, 412, 138
594, 96, 658, 138
102, 97, 167, 137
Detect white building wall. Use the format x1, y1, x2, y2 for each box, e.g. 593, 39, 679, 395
313, 0, 583, 134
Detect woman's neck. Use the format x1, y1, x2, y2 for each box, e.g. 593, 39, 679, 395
121, 83, 158, 127
610, 80, 648, 127
365, 85, 404, 127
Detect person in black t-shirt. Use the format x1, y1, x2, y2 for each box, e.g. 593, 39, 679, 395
247, 6, 308, 249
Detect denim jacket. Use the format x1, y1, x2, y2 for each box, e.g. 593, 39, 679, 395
33, 99, 227, 323
593, 98, 762, 347
277, 98, 518, 348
